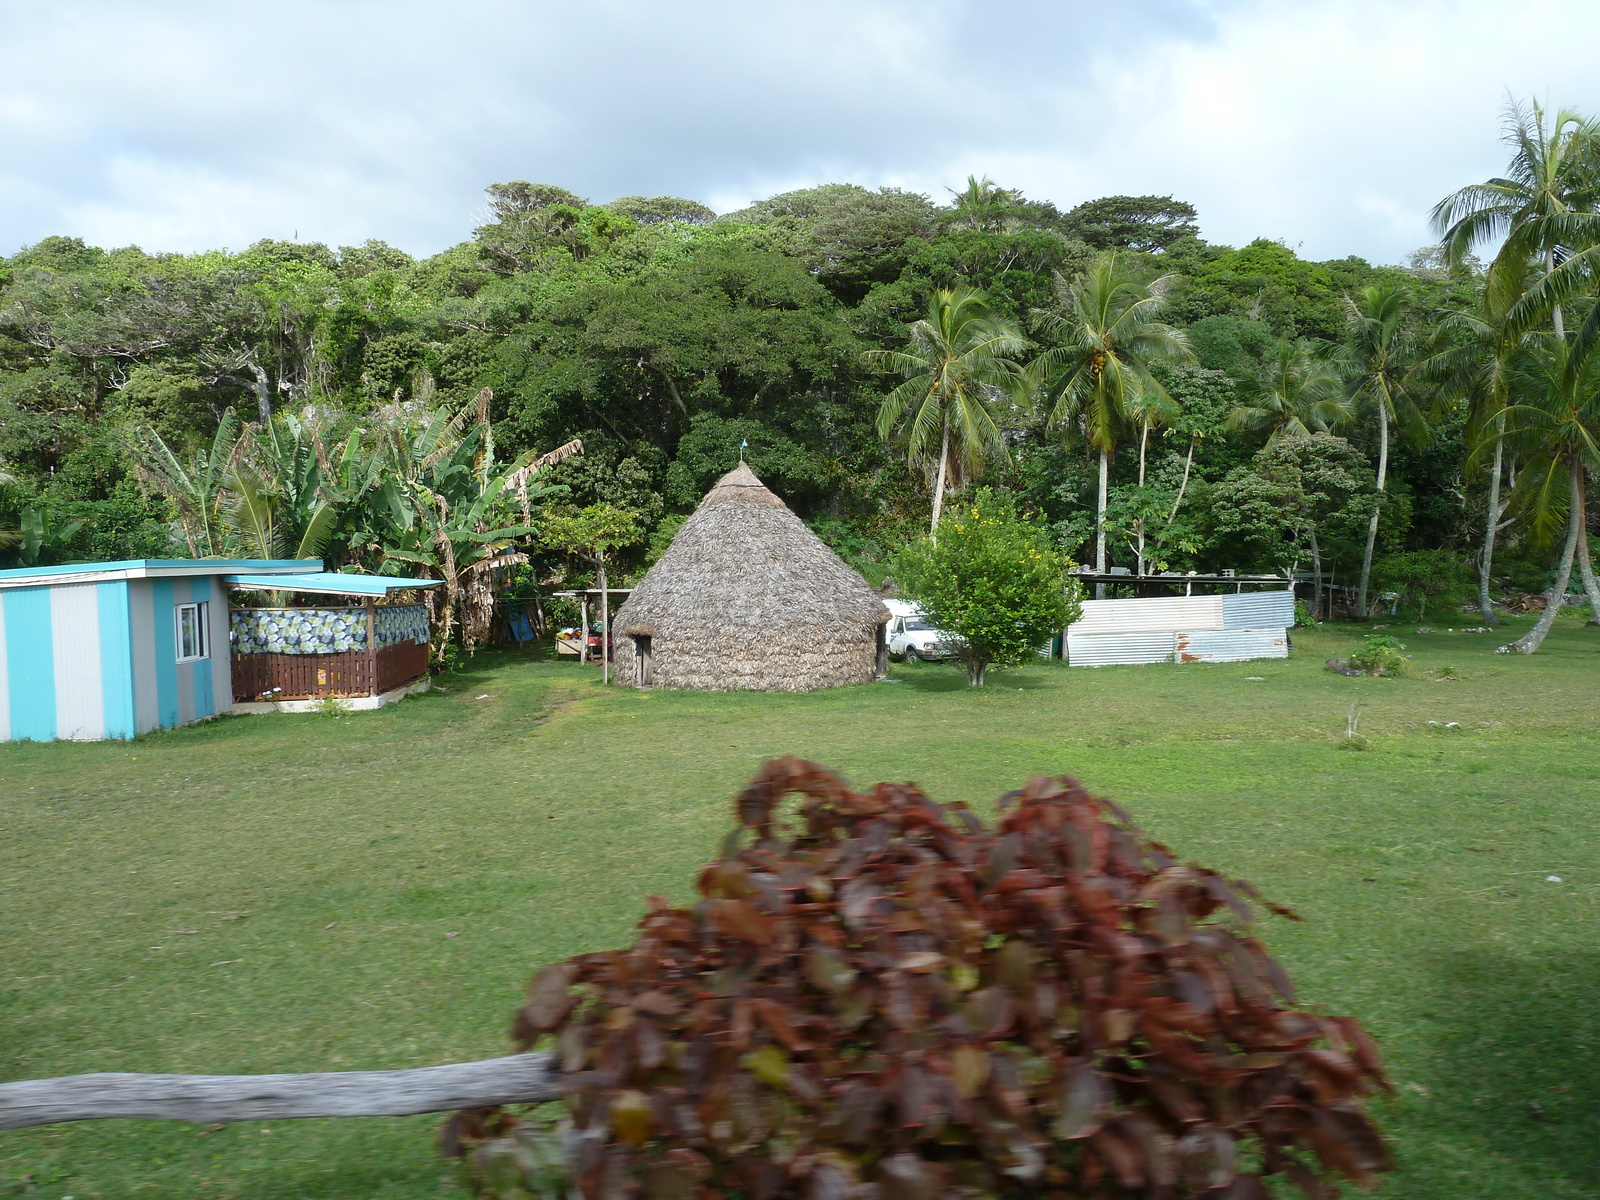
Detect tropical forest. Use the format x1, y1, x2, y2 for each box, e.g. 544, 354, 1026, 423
3, 101, 1599, 654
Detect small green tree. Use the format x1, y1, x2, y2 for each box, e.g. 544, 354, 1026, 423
893, 489, 1082, 685
1372, 550, 1473, 623
541, 503, 641, 684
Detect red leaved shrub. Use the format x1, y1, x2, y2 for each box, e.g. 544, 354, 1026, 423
450, 759, 1390, 1198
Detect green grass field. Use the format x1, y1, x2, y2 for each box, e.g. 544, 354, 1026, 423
3, 615, 1598, 1199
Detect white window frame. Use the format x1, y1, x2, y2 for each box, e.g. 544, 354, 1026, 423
175, 601, 210, 663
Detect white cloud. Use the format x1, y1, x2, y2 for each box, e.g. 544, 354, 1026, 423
1, 0, 1597, 262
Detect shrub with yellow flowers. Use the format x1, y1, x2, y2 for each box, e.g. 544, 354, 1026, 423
893, 489, 1083, 685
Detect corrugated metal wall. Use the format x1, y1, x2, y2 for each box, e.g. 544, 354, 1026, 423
1, 580, 138, 741
1, 573, 234, 742
1174, 628, 1289, 663
1220, 590, 1295, 629
1071, 595, 1224, 635
129, 576, 231, 735
1067, 589, 1293, 667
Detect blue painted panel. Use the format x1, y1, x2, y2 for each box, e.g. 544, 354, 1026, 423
97, 581, 135, 740
151, 578, 179, 730
4, 587, 56, 741
0, 594, 9, 741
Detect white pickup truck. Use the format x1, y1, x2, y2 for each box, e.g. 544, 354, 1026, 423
883, 599, 954, 663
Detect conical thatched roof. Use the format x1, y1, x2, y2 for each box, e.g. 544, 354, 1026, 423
612, 464, 888, 691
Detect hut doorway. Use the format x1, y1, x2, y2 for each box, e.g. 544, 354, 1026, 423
631, 635, 653, 688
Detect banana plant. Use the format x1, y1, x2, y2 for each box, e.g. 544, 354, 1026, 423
128, 408, 245, 557
373, 390, 581, 655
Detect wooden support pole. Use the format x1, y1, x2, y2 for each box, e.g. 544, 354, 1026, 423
580, 596, 590, 664
365, 598, 377, 695
0, 1053, 559, 1131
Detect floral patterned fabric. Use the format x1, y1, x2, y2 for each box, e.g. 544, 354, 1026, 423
230, 605, 429, 655
374, 604, 430, 648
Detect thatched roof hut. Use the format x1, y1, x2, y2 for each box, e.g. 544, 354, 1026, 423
611, 464, 889, 691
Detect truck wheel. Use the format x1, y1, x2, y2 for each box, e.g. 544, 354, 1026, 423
905, 646, 922, 664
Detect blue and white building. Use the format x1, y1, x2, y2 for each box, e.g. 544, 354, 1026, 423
0, 559, 436, 742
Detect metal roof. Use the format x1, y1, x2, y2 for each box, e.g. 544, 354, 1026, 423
0, 558, 322, 590
222, 572, 441, 597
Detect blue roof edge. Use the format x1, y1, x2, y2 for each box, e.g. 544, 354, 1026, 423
0, 558, 324, 583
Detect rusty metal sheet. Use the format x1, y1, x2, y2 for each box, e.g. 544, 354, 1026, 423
1173, 628, 1288, 663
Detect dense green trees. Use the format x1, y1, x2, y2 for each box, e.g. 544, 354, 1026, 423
4, 101, 1600, 655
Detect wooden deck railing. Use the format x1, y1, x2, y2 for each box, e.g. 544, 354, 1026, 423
232, 640, 431, 702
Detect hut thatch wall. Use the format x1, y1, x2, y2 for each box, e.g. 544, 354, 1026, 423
611, 465, 888, 692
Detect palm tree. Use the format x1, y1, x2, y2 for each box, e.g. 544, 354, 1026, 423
1434, 99, 1600, 340
1434, 99, 1600, 622
945, 176, 1022, 233
1226, 340, 1349, 445
1341, 284, 1428, 620
1495, 334, 1600, 652
1413, 300, 1529, 625
1028, 256, 1191, 584
867, 287, 1026, 533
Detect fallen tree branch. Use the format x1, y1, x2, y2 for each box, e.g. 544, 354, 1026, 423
0, 1052, 559, 1131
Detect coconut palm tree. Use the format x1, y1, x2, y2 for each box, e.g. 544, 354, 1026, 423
1341, 284, 1428, 620
1434, 99, 1600, 339
1028, 256, 1191, 584
1495, 333, 1600, 652
1225, 340, 1349, 446
867, 287, 1026, 534
945, 176, 1022, 232
1434, 99, 1600, 621
1412, 296, 1531, 625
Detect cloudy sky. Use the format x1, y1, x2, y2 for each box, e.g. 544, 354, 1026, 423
3, 0, 1597, 264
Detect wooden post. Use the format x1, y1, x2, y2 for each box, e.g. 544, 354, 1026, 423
580, 595, 590, 664
365, 599, 377, 696
0, 1053, 559, 1130
600, 554, 610, 686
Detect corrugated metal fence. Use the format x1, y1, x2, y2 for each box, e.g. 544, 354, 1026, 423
1067, 589, 1293, 667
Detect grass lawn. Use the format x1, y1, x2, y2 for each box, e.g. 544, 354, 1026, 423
2, 613, 1598, 1199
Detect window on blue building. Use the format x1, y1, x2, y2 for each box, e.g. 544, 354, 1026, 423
175, 602, 210, 663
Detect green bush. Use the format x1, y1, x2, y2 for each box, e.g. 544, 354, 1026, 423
1348, 634, 1409, 676
1372, 550, 1472, 623
892, 489, 1083, 685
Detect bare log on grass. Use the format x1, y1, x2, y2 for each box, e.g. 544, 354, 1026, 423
0, 1052, 559, 1131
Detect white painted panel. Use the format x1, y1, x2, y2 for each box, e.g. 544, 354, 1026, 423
1070, 595, 1225, 636
1067, 630, 1177, 666
1221, 590, 1295, 630
1173, 628, 1289, 663
50, 583, 104, 740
